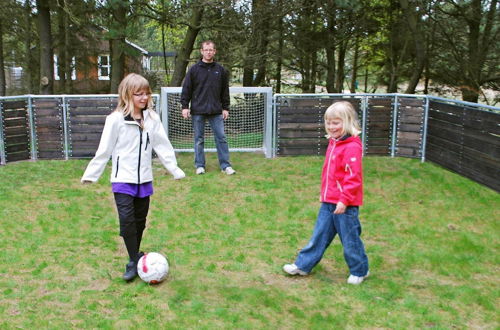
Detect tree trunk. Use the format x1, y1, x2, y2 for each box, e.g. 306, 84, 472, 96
170, 6, 204, 87
25, 0, 34, 93
325, 7, 336, 93
36, 0, 54, 94
109, 1, 127, 93
0, 22, 6, 96
56, 2, 66, 93
335, 40, 347, 93
400, 0, 426, 94
350, 39, 359, 93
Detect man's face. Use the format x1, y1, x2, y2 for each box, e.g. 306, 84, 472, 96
201, 43, 216, 62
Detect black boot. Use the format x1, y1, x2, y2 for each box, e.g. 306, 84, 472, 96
123, 261, 138, 281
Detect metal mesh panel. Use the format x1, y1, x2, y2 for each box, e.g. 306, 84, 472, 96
162, 87, 271, 153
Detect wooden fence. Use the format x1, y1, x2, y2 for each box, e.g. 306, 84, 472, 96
425, 100, 500, 191
0, 94, 498, 191
276, 95, 426, 158
275, 94, 499, 192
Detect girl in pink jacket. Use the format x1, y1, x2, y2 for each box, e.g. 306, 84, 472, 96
283, 101, 369, 285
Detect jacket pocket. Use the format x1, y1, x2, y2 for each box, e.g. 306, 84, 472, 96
115, 156, 120, 178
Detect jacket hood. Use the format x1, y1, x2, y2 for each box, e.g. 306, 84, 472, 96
331, 135, 362, 147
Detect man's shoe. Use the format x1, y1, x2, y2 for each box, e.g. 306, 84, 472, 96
347, 271, 370, 285
283, 263, 308, 276
123, 261, 138, 281
222, 167, 236, 175
196, 167, 205, 175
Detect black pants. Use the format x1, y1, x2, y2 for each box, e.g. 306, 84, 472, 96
114, 193, 150, 261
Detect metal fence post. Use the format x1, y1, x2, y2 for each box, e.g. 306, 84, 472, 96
421, 96, 430, 162
390, 94, 399, 158
263, 87, 273, 158
61, 96, 70, 160
27, 95, 37, 161
0, 100, 5, 165
361, 95, 368, 157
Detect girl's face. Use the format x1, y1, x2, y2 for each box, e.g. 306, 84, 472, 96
325, 116, 344, 139
132, 89, 150, 112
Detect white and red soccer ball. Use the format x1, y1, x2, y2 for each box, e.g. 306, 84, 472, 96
137, 252, 169, 284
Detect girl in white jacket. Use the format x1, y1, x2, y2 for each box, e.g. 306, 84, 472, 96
82, 73, 185, 281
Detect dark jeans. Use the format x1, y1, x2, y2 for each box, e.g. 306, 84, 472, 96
192, 114, 231, 170
295, 202, 369, 276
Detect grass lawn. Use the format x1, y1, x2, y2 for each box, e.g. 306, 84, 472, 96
0, 153, 498, 328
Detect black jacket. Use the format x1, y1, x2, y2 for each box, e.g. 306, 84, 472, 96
180, 60, 230, 115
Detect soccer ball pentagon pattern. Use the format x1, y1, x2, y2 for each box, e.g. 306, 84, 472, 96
137, 252, 169, 284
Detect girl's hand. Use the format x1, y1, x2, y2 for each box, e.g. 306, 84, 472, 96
333, 201, 346, 214
173, 168, 186, 180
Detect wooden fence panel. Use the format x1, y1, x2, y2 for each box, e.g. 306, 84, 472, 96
33, 98, 64, 159
426, 101, 500, 191
395, 98, 424, 158
1, 100, 30, 163
276, 97, 361, 156
365, 98, 392, 155
68, 97, 117, 158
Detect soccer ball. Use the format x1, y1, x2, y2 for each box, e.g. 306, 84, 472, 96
137, 252, 169, 284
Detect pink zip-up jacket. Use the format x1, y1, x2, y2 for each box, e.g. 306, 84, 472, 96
320, 135, 363, 206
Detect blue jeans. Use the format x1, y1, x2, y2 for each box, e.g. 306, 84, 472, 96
295, 203, 369, 276
192, 114, 231, 170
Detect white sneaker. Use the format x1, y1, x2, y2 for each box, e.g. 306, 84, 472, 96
222, 167, 236, 175
196, 167, 205, 175
283, 263, 308, 276
347, 271, 370, 285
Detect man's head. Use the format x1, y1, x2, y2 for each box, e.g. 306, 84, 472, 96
200, 40, 216, 63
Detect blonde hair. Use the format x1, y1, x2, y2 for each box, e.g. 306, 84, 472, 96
115, 73, 153, 117
324, 101, 361, 138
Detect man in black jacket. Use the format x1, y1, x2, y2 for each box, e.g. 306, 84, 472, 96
181, 40, 235, 175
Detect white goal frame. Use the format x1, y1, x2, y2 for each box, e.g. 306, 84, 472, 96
160, 87, 274, 158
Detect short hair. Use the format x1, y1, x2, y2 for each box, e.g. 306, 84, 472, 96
324, 101, 361, 138
116, 73, 153, 117
200, 40, 216, 50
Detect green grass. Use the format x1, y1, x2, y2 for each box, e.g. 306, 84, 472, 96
0, 154, 498, 328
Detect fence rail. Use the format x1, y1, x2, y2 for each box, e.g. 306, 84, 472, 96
0, 93, 499, 191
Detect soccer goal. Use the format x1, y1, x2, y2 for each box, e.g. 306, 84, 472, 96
160, 87, 273, 158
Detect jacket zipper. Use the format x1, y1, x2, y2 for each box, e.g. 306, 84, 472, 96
137, 127, 142, 184
145, 133, 150, 151
323, 139, 336, 201
115, 156, 120, 178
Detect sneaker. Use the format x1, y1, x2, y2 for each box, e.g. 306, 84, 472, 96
122, 261, 138, 281
283, 263, 308, 276
347, 271, 370, 285
196, 167, 205, 175
222, 167, 236, 175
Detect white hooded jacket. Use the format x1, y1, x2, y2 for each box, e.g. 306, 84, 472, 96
81, 109, 184, 183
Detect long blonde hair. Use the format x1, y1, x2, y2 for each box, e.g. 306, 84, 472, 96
115, 73, 153, 117
324, 101, 361, 138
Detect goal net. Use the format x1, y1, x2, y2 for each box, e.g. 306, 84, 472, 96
160, 87, 273, 158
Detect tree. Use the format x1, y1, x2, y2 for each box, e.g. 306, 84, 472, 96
36, 0, 54, 94
170, 4, 204, 87
432, 0, 499, 102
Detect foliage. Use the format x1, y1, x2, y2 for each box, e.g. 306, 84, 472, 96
1, 0, 498, 103
0, 154, 498, 328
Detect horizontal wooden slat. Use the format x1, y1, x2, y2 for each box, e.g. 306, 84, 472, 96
4, 117, 28, 127
35, 108, 61, 117
38, 151, 64, 159
69, 108, 114, 116
6, 143, 30, 153
3, 109, 27, 118
396, 147, 421, 157
70, 116, 107, 125
2, 100, 27, 109
6, 151, 30, 162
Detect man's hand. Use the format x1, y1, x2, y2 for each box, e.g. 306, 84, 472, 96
182, 109, 191, 119
333, 201, 346, 214
222, 110, 229, 120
